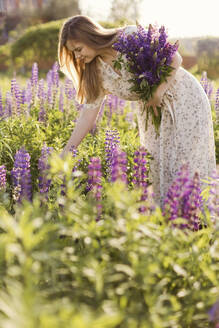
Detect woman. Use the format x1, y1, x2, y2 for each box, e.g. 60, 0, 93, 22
58, 15, 216, 206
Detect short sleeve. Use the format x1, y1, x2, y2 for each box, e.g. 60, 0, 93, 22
83, 87, 106, 111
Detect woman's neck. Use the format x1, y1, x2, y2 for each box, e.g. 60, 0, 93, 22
99, 47, 118, 63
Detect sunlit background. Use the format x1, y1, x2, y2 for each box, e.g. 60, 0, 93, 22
80, 0, 219, 38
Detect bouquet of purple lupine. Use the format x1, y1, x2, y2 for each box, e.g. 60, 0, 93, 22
112, 23, 179, 135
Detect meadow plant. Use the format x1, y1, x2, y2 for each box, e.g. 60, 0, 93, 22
163, 164, 203, 230
104, 129, 120, 180
38, 79, 46, 122
0, 165, 6, 189
133, 147, 149, 212
87, 157, 103, 221
215, 88, 219, 124
38, 144, 54, 194
111, 148, 128, 184
200, 71, 214, 100
11, 147, 32, 203
205, 170, 219, 226
59, 85, 64, 113
0, 90, 3, 118
5, 91, 12, 117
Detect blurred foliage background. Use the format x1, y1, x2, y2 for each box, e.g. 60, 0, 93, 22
0, 0, 218, 79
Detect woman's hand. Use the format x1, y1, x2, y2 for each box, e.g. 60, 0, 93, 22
146, 91, 164, 117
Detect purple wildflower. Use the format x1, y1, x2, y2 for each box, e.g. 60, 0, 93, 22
31, 62, 39, 89
0, 89, 4, 118
0, 165, 6, 189
46, 71, 53, 107
208, 300, 219, 326
111, 148, 127, 184
51, 62, 60, 109
65, 78, 76, 100
133, 147, 148, 212
104, 129, 120, 180
5, 92, 12, 117
11, 78, 22, 116
25, 80, 33, 112
87, 157, 103, 221
200, 71, 213, 100
215, 88, 219, 124
11, 147, 32, 203
206, 170, 219, 225
163, 164, 203, 231
38, 144, 54, 194
59, 86, 64, 113
38, 79, 46, 122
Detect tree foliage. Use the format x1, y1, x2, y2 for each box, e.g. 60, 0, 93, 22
108, 0, 143, 23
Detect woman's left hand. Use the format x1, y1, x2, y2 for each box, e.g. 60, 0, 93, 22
146, 91, 164, 117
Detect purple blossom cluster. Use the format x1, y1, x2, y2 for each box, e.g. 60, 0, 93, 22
112, 23, 179, 135
113, 24, 179, 86
38, 144, 54, 194
0, 90, 3, 119
111, 148, 127, 184
87, 157, 103, 221
208, 300, 219, 328
215, 88, 219, 124
0, 165, 6, 189
205, 170, 219, 225
200, 71, 214, 100
162, 164, 203, 231
104, 129, 120, 180
133, 147, 148, 212
11, 147, 32, 203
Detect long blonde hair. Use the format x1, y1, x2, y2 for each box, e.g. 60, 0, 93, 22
58, 15, 123, 104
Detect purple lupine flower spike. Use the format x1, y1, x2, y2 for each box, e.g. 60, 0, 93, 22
31, 62, 39, 89
30, 62, 39, 106
0, 89, 4, 118
104, 129, 120, 180
87, 157, 103, 221
11, 147, 32, 203
38, 144, 53, 195
182, 171, 203, 231
0, 165, 7, 189
51, 62, 60, 109
208, 300, 219, 326
25, 80, 33, 113
5, 92, 12, 118
47, 70, 53, 108
163, 164, 203, 230
133, 147, 149, 212
111, 148, 127, 184
215, 88, 219, 124
59, 86, 64, 113
206, 170, 219, 225
38, 79, 46, 122
200, 71, 213, 100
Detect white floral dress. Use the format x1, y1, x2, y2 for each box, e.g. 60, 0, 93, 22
84, 25, 217, 206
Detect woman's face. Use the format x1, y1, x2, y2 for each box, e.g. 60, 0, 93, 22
66, 39, 97, 64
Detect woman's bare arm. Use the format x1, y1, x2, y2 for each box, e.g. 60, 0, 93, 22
60, 106, 100, 158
